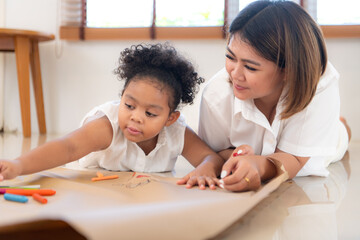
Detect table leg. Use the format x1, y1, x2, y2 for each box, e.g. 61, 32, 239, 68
30, 40, 47, 134
14, 36, 31, 137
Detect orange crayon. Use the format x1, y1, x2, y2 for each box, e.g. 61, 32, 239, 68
5, 189, 56, 196
91, 175, 119, 182
33, 193, 48, 204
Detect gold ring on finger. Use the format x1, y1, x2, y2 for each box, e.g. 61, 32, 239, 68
244, 177, 250, 184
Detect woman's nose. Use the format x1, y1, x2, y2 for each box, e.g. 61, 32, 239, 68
232, 65, 245, 81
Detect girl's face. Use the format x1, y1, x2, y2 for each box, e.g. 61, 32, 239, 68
225, 36, 285, 105
118, 78, 179, 148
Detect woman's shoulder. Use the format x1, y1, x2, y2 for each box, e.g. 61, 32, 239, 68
202, 68, 233, 103
316, 62, 340, 93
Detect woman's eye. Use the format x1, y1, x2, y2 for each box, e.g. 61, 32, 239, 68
146, 111, 157, 117
225, 54, 235, 60
125, 103, 134, 109
245, 65, 257, 71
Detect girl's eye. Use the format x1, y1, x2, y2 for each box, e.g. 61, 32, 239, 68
145, 111, 157, 117
125, 103, 134, 109
225, 54, 235, 60
245, 65, 257, 71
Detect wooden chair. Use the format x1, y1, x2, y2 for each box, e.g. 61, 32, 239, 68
0, 28, 54, 137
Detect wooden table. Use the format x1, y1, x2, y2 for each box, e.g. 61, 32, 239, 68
0, 28, 54, 137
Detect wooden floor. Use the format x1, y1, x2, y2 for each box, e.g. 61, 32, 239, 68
0, 132, 359, 239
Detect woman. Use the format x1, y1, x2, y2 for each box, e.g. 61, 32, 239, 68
185, 1, 350, 192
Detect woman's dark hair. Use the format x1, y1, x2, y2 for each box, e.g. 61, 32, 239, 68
229, 1, 327, 118
114, 43, 204, 112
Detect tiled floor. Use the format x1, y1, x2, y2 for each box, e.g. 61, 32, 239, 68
0, 132, 359, 239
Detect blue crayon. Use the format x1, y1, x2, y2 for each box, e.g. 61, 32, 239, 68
4, 193, 28, 203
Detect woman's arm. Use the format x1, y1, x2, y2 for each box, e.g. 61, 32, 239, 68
220, 148, 309, 192
0, 116, 113, 180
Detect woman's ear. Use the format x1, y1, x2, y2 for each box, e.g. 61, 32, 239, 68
165, 111, 180, 127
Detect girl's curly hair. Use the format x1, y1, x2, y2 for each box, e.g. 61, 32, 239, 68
114, 43, 204, 112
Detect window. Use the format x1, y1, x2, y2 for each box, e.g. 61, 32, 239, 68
309, 0, 360, 25
60, 0, 227, 40
86, 0, 224, 28
59, 0, 360, 40
87, 0, 153, 28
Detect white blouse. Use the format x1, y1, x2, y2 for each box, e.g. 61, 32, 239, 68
199, 62, 348, 177
79, 100, 187, 173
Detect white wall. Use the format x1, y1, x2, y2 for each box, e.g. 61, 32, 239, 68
0, 0, 5, 130
3, 0, 360, 141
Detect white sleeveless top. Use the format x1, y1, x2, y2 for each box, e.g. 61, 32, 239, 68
79, 100, 187, 173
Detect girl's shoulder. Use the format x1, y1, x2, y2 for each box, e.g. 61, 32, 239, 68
168, 114, 187, 131
161, 114, 187, 141
80, 100, 120, 136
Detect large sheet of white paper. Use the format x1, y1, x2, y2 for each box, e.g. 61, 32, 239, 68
0, 166, 287, 239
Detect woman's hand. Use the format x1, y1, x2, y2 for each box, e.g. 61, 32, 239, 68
176, 161, 221, 190
219, 155, 262, 192
0, 159, 22, 181
230, 144, 254, 157
219, 145, 261, 192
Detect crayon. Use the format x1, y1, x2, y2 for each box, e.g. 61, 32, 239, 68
91, 175, 119, 182
3, 189, 56, 196
4, 193, 28, 203
136, 175, 150, 178
0, 189, 6, 194
0, 185, 41, 189
32, 193, 48, 204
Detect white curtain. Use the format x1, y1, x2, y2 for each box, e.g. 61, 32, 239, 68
61, 0, 82, 27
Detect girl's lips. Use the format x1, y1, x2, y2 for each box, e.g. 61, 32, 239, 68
234, 84, 247, 91
127, 126, 141, 135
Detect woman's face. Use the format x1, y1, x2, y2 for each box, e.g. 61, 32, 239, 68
225, 36, 285, 105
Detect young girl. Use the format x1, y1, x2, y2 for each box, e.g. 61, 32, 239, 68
0, 43, 224, 190
181, 1, 351, 191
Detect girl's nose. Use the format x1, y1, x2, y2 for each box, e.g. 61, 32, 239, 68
130, 111, 143, 123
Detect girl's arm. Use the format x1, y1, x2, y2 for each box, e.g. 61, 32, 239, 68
0, 115, 113, 180
177, 127, 224, 190
220, 148, 309, 192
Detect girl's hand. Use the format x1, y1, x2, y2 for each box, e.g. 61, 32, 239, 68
176, 163, 220, 190
0, 159, 22, 181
